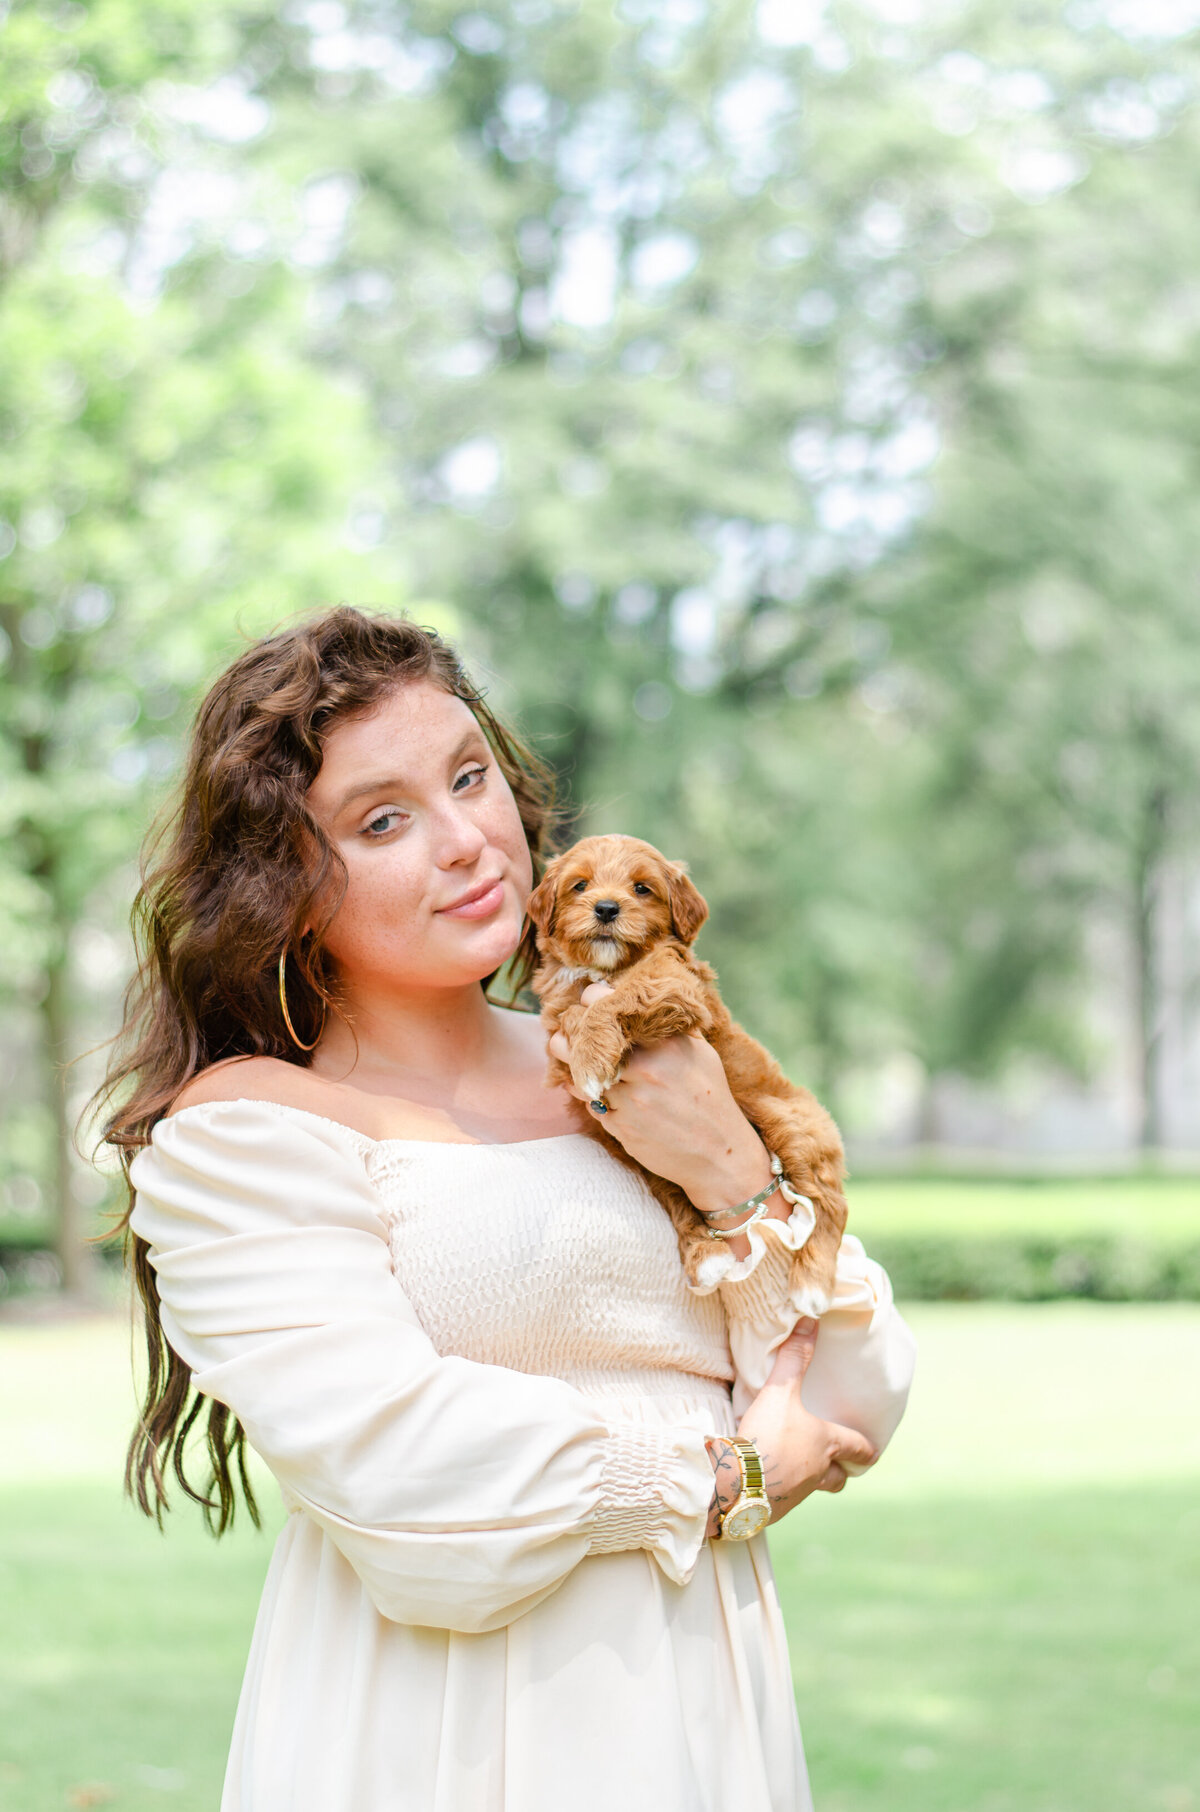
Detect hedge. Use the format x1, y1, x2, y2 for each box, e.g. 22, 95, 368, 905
864, 1234, 1200, 1302
4, 1233, 1200, 1304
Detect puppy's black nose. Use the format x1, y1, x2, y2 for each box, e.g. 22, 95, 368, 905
593, 899, 620, 924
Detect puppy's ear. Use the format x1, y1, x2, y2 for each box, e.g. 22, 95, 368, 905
666, 861, 708, 943
526, 857, 562, 936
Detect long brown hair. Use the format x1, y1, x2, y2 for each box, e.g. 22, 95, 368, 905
91, 607, 561, 1534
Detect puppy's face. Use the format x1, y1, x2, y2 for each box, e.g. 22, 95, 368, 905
527, 834, 708, 971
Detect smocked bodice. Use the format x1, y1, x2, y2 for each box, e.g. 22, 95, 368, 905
360, 1126, 734, 1412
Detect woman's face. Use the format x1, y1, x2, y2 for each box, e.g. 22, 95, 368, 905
304, 678, 533, 995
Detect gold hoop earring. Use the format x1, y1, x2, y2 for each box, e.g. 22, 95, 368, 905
278, 946, 326, 1052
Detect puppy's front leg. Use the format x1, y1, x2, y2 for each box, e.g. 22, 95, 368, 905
556, 1001, 630, 1103
618, 977, 714, 1045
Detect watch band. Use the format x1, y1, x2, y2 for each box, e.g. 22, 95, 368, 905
729, 1437, 765, 1496
715, 1437, 771, 1541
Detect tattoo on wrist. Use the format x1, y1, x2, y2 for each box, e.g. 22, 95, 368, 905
704, 1436, 742, 1532
704, 1435, 790, 1528
706, 1438, 740, 1510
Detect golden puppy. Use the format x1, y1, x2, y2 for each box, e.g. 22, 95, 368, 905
528, 833, 847, 1308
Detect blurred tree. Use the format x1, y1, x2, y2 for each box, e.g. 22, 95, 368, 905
867, 7, 1200, 1144
267, 0, 1200, 1131
6, 0, 1200, 1308
0, 2, 406, 1288
245, 0, 945, 1107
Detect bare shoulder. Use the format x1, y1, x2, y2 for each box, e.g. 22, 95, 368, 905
164, 1055, 477, 1144
166, 1056, 327, 1120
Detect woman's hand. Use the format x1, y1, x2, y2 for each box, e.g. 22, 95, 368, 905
727, 1318, 877, 1524
548, 983, 775, 1223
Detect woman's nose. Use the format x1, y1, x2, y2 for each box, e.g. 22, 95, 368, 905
433, 800, 488, 864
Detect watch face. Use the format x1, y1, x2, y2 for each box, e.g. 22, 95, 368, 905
723, 1498, 771, 1541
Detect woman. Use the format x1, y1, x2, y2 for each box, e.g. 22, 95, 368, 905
98, 607, 916, 1812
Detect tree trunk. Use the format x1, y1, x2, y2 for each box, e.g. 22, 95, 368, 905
1132, 783, 1168, 1152
915, 1072, 940, 1149
38, 876, 95, 1296
807, 973, 843, 1127
4, 605, 91, 1294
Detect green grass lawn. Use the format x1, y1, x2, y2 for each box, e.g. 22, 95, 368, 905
846, 1175, 1200, 1246
772, 1303, 1200, 1812
6, 1175, 1200, 1264
2, 1303, 1198, 1811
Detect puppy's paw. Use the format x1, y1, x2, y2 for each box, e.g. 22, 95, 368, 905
694, 1250, 731, 1289
789, 1283, 831, 1320
580, 1062, 624, 1100
568, 1033, 628, 1102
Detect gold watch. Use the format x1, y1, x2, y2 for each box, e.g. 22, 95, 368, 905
716, 1437, 771, 1541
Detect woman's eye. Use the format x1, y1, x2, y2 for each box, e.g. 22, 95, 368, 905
361, 765, 485, 837
454, 763, 489, 792
633, 883, 653, 897
572, 879, 588, 893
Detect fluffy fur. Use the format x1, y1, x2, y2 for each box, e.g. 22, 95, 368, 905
528, 833, 847, 1311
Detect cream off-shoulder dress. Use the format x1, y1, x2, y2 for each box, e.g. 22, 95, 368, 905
128, 1097, 917, 1812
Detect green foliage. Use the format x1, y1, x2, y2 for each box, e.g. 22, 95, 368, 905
848, 1174, 1200, 1298
6, 0, 1200, 1276
273, 0, 1200, 1123
847, 1174, 1200, 1242
865, 1232, 1200, 1302
0, 1, 412, 1275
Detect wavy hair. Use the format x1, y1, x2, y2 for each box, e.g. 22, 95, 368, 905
90, 607, 561, 1534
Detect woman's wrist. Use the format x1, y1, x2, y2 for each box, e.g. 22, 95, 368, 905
683, 1123, 775, 1221
703, 1435, 741, 1539
683, 1124, 800, 1262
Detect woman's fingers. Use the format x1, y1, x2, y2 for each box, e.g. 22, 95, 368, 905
817, 1462, 848, 1493
579, 980, 614, 1005
764, 1317, 819, 1387
826, 1419, 878, 1472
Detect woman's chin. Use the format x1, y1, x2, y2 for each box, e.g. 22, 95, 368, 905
450, 911, 524, 979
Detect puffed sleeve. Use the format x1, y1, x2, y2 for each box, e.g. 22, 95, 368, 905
687, 1197, 917, 1451
127, 1100, 716, 1634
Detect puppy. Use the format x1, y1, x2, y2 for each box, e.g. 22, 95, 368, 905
528, 833, 847, 1309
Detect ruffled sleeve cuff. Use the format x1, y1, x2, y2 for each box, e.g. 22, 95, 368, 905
689, 1214, 918, 1444
584, 1422, 714, 1585
685, 1194, 829, 1322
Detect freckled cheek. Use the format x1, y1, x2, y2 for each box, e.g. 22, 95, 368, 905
492, 792, 525, 842
328, 851, 429, 958
488, 793, 533, 893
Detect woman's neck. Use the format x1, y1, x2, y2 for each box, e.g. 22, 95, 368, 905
310, 979, 500, 1098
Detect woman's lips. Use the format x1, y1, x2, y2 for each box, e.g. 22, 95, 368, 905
437, 878, 506, 920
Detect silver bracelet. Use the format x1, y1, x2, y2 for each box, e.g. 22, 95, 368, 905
701, 1152, 787, 1241
705, 1198, 774, 1241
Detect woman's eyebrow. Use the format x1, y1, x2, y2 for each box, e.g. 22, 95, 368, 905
332, 731, 484, 815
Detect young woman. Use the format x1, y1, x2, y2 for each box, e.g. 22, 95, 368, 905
98, 607, 916, 1812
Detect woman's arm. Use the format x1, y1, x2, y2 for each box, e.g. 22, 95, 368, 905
129, 1099, 719, 1632
548, 1002, 789, 1262
704, 1321, 878, 1526
550, 995, 917, 1455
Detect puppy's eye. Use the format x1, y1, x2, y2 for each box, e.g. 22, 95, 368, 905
633, 883, 654, 897
572, 879, 588, 893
